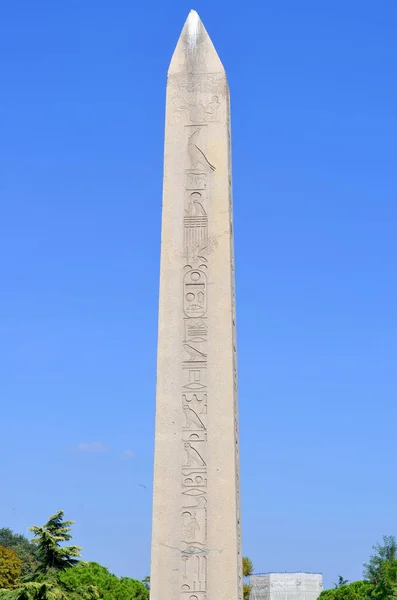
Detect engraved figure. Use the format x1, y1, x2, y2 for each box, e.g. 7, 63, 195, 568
184, 270, 207, 317
183, 393, 207, 414
185, 192, 206, 216
202, 95, 220, 121
183, 405, 205, 429
175, 72, 223, 94
183, 495, 207, 509
182, 471, 206, 488
186, 319, 207, 340
183, 369, 206, 391
186, 172, 206, 190
186, 242, 208, 265
183, 430, 207, 443
184, 442, 206, 467
172, 95, 220, 123
182, 487, 207, 497
188, 129, 215, 171
181, 555, 190, 580
183, 512, 200, 539
172, 97, 203, 123
181, 541, 207, 556
184, 343, 207, 362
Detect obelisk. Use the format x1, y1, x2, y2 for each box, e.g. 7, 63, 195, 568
150, 11, 242, 600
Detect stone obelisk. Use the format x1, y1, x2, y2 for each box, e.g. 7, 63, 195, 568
150, 11, 242, 600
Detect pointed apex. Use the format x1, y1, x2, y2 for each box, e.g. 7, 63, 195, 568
188, 9, 200, 19
168, 10, 225, 75
185, 10, 201, 50
186, 9, 200, 42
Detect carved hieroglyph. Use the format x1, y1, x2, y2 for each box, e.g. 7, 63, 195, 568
150, 11, 242, 600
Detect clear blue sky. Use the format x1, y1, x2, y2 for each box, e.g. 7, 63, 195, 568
1, 0, 396, 590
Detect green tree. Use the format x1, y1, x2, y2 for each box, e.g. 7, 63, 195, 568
243, 556, 254, 600
368, 557, 397, 600
28, 511, 81, 576
0, 511, 97, 600
243, 557, 254, 577
317, 536, 397, 600
60, 562, 149, 600
318, 580, 371, 600
364, 537, 397, 585
363, 536, 397, 600
0, 576, 99, 600
0, 529, 39, 579
0, 547, 22, 590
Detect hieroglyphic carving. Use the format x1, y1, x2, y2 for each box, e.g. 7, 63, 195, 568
184, 443, 206, 467
183, 392, 207, 408
182, 368, 207, 389
183, 344, 207, 363
188, 129, 215, 171
183, 269, 207, 318
186, 171, 206, 190
185, 319, 207, 341
172, 95, 221, 123
183, 405, 205, 429
171, 72, 225, 94
183, 430, 207, 443
184, 218, 208, 258
168, 71, 226, 128
180, 103, 215, 600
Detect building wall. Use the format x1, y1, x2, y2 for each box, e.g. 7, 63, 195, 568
250, 573, 323, 600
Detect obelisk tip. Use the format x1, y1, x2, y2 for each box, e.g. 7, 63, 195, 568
186, 9, 201, 48
168, 9, 225, 75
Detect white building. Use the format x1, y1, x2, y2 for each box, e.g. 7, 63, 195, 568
250, 573, 323, 600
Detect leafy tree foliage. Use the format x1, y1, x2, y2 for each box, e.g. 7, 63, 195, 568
364, 537, 397, 585
318, 536, 397, 600
364, 536, 397, 600
0, 573, 99, 600
29, 511, 81, 575
0, 547, 22, 590
243, 557, 254, 577
0, 529, 39, 579
0, 511, 96, 600
243, 556, 254, 600
59, 562, 149, 600
243, 580, 252, 599
319, 580, 371, 600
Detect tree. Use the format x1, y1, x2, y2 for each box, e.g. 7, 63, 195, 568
363, 535, 397, 600
317, 536, 397, 600
0, 511, 97, 600
318, 580, 371, 600
60, 562, 149, 600
364, 537, 397, 585
243, 557, 254, 578
142, 576, 150, 591
0, 529, 39, 579
28, 511, 81, 575
0, 576, 99, 600
0, 547, 22, 590
243, 556, 254, 600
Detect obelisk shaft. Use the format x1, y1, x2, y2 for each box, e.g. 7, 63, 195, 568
150, 11, 242, 600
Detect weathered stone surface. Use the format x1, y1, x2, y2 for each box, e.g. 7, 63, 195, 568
150, 11, 242, 600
